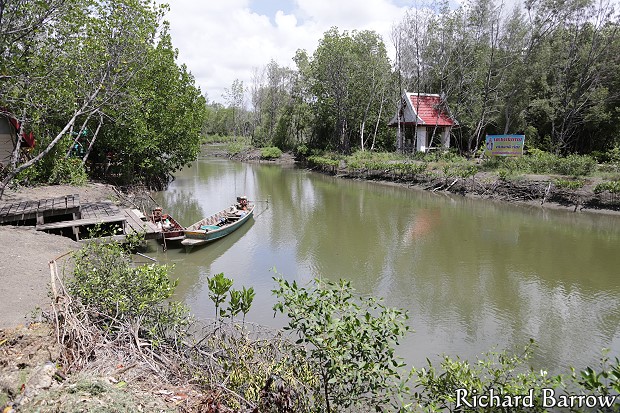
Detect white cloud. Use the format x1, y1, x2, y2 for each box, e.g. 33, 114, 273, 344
163, 0, 410, 104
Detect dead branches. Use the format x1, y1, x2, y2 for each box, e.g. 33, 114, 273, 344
47, 253, 318, 412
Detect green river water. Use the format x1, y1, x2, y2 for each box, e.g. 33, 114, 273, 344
149, 155, 620, 373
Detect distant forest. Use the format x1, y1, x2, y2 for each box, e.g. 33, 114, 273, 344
205, 0, 620, 156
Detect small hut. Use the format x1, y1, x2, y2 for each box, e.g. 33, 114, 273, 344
0, 112, 35, 168
389, 92, 456, 153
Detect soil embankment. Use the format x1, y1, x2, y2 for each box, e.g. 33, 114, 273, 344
227, 147, 620, 215
0, 183, 119, 328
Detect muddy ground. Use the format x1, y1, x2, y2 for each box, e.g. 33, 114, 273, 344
0, 184, 120, 330
0, 184, 180, 412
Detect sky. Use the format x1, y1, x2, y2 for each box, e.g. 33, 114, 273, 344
162, 0, 529, 105
162, 0, 418, 105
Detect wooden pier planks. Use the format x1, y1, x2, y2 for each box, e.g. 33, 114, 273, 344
34, 208, 160, 240
2, 194, 161, 241
0, 195, 80, 224
122, 208, 160, 239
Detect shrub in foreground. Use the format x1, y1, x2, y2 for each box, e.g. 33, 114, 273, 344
273, 276, 410, 412
69, 239, 189, 342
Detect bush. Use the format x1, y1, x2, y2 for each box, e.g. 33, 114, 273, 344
260, 146, 283, 159
554, 178, 585, 190
226, 141, 248, 155
594, 180, 620, 194
307, 155, 340, 169
553, 154, 596, 177
412, 340, 562, 412
295, 143, 309, 157
49, 157, 88, 185
273, 276, 409, 412
69, 238, 188, 342
482, 151, 596, 177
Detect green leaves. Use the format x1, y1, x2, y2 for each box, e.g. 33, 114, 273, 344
207, 273, 255, 326
307, 28, 393, 152
68, 237, 189, 343
272, 274, 410, 412
207, 272, 233, 320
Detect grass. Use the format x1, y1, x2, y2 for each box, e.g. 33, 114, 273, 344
202, 134, 250, 144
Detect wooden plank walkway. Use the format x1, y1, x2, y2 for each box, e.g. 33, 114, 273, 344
36, 214, 126, 231
81, 201, 122, 220
35, 207, 160, 240
122, 208, 160, 239
0, 195, 80, 224
3, 193, 161, 241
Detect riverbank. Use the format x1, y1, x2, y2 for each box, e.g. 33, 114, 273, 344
227, 147, 620, 215
0, 183, 191, 412
0, 183, 121, 329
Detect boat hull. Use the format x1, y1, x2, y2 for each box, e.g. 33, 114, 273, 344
181, 205, 254, 247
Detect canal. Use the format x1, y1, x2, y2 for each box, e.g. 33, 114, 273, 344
150, 155, 620, 373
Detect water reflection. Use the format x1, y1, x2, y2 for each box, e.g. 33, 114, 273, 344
152, 156, 620, 373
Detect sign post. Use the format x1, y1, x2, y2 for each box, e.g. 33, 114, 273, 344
485, 135, 525, 157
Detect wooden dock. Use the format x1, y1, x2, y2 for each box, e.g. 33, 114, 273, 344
34, 207, 160, 240
0, 194, 80, 224
1, 194, 161, 241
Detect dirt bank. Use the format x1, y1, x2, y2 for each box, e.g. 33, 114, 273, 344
305, 162, 620, 215
227, 148, 297, 166
0, 183, 120, 329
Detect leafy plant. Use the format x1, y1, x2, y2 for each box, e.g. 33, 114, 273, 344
69, 237, 188, 343
49, 157, 88, 185
412, 340, 562, 412
226, 141, 248, 156
595, 180, 620, 194
260, 146, 283, 159
573, 350, 620, 397
240, 286, 255, 326
272, 275, 409, 412
207, 272, 233, 319
226, 289, 242, 321
554, 178, 585, 190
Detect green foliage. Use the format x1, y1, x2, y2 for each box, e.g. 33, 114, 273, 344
498, 169, 510, 181
69, 238, 188, 342
482, 151, 596, 177
295, 143, 310, 157
202, 134, 241, 144
0, 0, 187, 192
207, 273, 255, 327
573, 350, 620, 397
224, 286, 255, 325
207, 272, 233, 319
307, 155, 340, 169
49, 157, 88, 185
260, 146, 283, 159
412, 340, 562, 412
272, 275, 409, 412
552, 154, 597, 177
96, 29, 207, 188
12, 135, 88, 186
455, 165, 478, 179
306, 28, 393, 152
594, 181, 620, 194
239, 286, 255, 325
226, 141, 249, 156
554, 178, 585, 190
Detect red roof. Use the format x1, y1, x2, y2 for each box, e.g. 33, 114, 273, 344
7, 117, 35, 147
2, 111, 36, 148
409, 94, 455, 127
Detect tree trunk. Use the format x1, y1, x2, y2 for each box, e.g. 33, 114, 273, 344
82, 113, 104, 165
0, 84, 101, 199
66, 111, 94, 158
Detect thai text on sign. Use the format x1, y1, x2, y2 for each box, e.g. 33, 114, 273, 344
485, 135, 525, 157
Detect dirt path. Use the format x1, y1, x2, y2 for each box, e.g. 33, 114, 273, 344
0, 183, 119, 329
